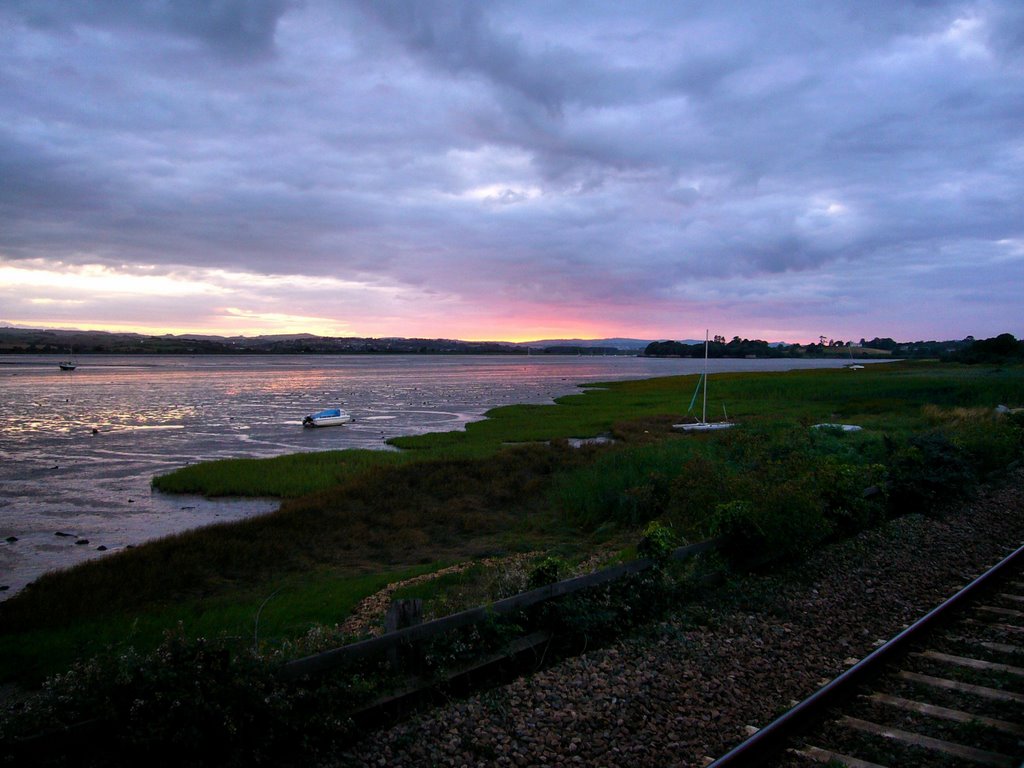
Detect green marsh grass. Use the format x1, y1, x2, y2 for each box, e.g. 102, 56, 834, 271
550, 438, 706, 528
152, 448, 412, 497
0, 563, 440, 684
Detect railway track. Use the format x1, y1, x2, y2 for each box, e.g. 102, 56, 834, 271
708, 542, 1024, 768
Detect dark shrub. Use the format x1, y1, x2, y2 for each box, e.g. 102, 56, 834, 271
948, 411, 1024, 475
0, 628, 370, 767
637, 520, 678, 563
886, 432, 976, 515
815, 458, 888, 534
708, 473, 832, 566
528, 556, 566, 589
667, 454, 750, 535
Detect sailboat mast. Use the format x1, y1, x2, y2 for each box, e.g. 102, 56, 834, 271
702, 329, 709, 424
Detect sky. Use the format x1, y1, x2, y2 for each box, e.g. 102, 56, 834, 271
1, 1, 1022, 344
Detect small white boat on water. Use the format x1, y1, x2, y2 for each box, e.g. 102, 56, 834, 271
302, 408, 353, 428
673, 330, 734, 432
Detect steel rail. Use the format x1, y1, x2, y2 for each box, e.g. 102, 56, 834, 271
707, 541, 1024, 768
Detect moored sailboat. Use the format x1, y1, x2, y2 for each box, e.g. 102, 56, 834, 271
672, 330, 734, 432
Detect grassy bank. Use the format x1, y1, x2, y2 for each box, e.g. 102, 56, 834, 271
0, 564, 438, 685
3, 362, 1023, 686
152, 448, 413, 498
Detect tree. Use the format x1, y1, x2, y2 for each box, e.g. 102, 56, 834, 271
957, 333, 1024, 363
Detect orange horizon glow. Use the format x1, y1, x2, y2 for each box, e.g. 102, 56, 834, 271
8, 318, 630, 343
2, 261, 823, 345
6, 318, 816, 345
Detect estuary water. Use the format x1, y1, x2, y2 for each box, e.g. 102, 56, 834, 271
0, 354, 864, 597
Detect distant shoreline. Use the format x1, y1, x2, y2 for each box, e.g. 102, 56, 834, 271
1, 326, 973, 359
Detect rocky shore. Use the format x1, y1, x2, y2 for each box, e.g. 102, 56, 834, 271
328, 469, 1024, 768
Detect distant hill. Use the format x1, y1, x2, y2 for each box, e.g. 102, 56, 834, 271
521, 337, 660, 350
0, 327, 527, 355
0, 327, 672, 356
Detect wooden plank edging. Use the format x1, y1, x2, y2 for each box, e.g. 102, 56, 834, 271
277, 538, 722, 681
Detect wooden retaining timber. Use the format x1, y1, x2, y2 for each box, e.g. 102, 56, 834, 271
277, 537, 723, 681
348, 630, 554, 725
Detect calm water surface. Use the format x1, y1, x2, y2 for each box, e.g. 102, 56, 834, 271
0, 354, 864, 596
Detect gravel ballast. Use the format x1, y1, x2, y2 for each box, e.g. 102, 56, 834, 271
329, 470, 1024, 768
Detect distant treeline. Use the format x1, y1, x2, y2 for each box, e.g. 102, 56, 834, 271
0, 328, 528, 356
2, 326, 1019, 361
644, 334, 1023, 362
644, 337, 788, 358
0, 327, 647, 357
0, 327, 643, 358
955, 333, 1024, 363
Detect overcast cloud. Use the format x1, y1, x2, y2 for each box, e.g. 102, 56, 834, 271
1, 1, 1022, 341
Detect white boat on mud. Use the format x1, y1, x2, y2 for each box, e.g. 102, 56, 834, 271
302, 408, 353, 428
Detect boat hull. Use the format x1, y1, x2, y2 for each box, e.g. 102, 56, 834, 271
303, 418, 350, 427
673, 421, 734, 432
302, 408, 352, 428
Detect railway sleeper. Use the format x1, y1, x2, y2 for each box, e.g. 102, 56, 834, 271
789, 744, 887, 767
846, 690, 1024, 758
838, 715, 1017, 767
976, 605, 1024, 621
904, 659, 1024, 701
865, 691, 1024, 737
943, 636, 1024, 661
913, 649, 1024, 677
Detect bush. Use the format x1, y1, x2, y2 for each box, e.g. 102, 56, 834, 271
886, 432, 976, 516
708, 471, 832, 566
534, 568, 673, 644
815, 459, 888, 534
528, 556, 567, 589
0, 628, 377, 767
617, 471, 672, 527
950, 413, 1022, 475
637, 520, 678, 563
666, 454, 749, 535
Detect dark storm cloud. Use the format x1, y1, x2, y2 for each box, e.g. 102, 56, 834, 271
352, 0, 651, 115
0, 1, 1022, 339
7, 0, 290, 59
